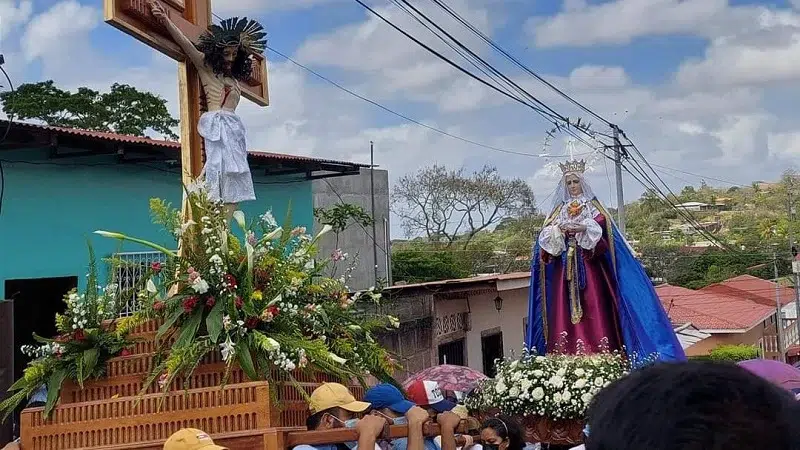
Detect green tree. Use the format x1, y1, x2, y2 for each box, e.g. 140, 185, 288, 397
708, 344, 759, 362
391, 246, 470, 283
0, 80, 179, 139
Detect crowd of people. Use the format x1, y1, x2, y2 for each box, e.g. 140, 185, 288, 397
4, 360, 800, 449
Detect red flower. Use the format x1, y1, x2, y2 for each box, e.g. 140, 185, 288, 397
120, 348, 131, 357
73, 329, 85, 341
234, 296, 244, 309
224, 274, 238, 289
206, 296, 216, 307
183, 296, 199, 312
244, 317, 259, 329
151, 262, 162, 273
153, 301, 166, 311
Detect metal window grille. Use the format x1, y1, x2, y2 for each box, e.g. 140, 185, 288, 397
112, 251, 170, 317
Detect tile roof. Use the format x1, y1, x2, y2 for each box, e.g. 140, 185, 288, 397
701, 274, 795, 307
7, 120, 368, 168
656, 283, 775, 331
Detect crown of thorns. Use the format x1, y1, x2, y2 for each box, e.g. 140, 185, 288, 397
200, 17, 267, 55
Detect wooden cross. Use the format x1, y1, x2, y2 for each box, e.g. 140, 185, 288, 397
104, 0, 269, 189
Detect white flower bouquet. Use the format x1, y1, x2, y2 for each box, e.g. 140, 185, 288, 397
466, 348, 631, 420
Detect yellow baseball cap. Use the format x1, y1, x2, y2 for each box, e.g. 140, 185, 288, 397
309, 382, 371, 415
164, 429, 227, 450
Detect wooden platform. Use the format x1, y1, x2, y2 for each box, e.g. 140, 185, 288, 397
20, 320, 364, 449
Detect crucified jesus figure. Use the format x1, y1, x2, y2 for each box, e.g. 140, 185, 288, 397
149, 0, 266, 218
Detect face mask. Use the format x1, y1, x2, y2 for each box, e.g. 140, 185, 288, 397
392, 416, 408, 426
484, 445, 500, 450
331, 416, 360, 449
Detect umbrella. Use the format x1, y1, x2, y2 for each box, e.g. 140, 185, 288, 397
403, 364, 488, 393
737, 359, 800, 391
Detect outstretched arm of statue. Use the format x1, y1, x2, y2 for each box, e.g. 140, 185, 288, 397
148, 0, 206, 69
539, 223, 566, 257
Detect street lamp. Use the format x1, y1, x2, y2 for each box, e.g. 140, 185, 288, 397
494, 296, 503, 312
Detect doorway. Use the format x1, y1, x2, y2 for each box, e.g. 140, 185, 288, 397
481, 332, 504, 377
438, 339, 465, 366
5, 277, 76, 382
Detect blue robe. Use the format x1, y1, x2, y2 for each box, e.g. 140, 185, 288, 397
525, 200, 685, 363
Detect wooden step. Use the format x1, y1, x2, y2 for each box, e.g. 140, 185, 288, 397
21, 382, 272, 450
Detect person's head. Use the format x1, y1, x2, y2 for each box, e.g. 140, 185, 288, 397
585, 361, 800, 450
163, 428, 227, 450
364, 383, 415, 421
480, 415, 524, 450
406, 380, 455, 416
565, 173, 583, 197
306, 382, 371, 431
197, 41, 253, 80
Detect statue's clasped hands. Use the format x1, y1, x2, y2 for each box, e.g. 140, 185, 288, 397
559, 222, 587, 234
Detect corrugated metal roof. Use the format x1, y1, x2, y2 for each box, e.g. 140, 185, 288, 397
385, 272, 530, 292
6, 120, 368, 168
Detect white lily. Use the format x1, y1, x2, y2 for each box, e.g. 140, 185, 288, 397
232, 210, 247, 231
246, 242, 254, 273
146, 278, 158, 294
311, 224, 333, 245
267, 294, 282, 307
261, 227, 283, 243
328, 353, 347, 365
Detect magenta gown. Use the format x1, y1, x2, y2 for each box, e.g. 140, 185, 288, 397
540, 213, 624, 355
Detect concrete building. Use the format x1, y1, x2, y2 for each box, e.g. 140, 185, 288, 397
312, 167, 390, 291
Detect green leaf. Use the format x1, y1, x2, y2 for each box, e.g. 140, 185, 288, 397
75, 353, 85, 389
82, 348, 99, 379
237, 342, 258, 381
157, 307, 184, 341
206, 299, 225, 343
44, 369, 68, 418
8, 376, 31, 392
175, 307, 203, 348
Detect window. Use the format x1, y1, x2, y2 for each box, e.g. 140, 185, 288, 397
113, 251, 170, 317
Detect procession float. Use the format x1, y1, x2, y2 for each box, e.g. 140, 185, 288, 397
1, 184, 400, 449
466, 157, 686, 446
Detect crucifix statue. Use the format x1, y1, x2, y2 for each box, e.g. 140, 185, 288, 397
104, 0, 269, 218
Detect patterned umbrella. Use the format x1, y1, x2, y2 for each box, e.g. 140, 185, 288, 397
403, 364, 489, 393
738, 359, 800, 391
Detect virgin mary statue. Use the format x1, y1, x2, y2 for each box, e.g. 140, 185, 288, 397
525, 159, 685, 362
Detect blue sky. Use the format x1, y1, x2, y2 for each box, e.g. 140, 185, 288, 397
3, 0, 800, 236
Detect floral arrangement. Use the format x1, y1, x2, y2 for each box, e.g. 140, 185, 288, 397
94, 184, 400, 395
465, 347, 632, 420
0, 248, 143, 419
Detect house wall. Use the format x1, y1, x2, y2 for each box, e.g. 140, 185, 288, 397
0, 148, 314, 299
312, 168, 390, 290
684, 319, 776, 358
461, 288, 529, 373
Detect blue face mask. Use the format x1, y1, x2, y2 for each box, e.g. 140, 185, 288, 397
392, 416, 408, 426
331, 416, 360, 449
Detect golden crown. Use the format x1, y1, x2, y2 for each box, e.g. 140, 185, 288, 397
559, 159, 586, 175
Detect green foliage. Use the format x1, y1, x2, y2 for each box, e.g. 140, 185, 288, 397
392, 246, 470, 283
314, 203, 374, 234
708, 344, 759, 362
0, 245, 137, 420
0, 80, 179, 139
97, 187, 400, 399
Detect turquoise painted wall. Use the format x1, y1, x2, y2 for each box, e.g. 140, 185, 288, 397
0, 148, 313, 299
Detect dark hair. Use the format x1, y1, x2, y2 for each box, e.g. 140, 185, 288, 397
196, 42, 253, 81
482, 415, 524, 450
585, 361, 800, 450
306, 410, 327, 430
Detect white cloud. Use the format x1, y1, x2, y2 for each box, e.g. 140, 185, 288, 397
0, 1, 32, 42
527, 0, 728, 48
675, 8, 800, 89
213, 0, 337, 15
21, 0, 99, 62
568, 65, 629, 89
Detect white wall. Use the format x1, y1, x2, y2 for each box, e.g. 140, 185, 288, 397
463, 288, 529, 373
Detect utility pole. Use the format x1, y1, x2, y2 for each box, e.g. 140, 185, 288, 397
612, 125, 626, 234
370, 141, 379, 286
774, 245, 786, 362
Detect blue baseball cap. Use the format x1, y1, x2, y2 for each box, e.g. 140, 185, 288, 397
364, 383, 416, 414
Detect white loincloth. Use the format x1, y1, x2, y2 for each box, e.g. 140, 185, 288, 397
198, 110, 256, 204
